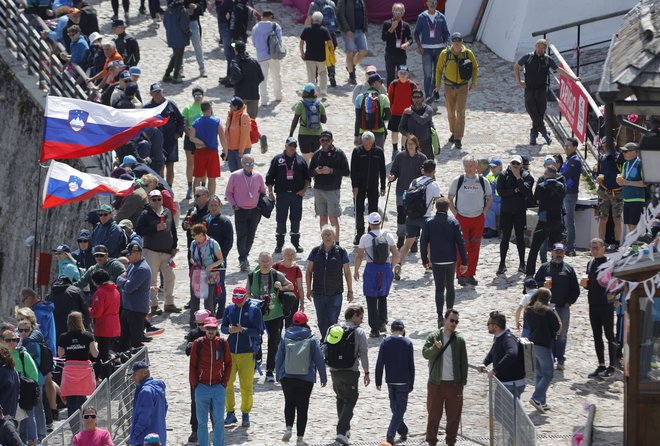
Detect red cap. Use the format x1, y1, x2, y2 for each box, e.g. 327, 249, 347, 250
232, 287, 249, 305
203, 317, 218, 328
292, 311, 309, 326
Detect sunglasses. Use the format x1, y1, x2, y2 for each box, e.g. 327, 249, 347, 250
150, 197, 162, 202
94, 253, 107, 257
449, 319, 460, 324
412, 95, 423, 99
205, 327, 217, 331
195, 194, 206, 198
244, 162, 255, 166
511, 162, 521, 166
78, 239, 89, 243
18, 328, 30, 333
3, 338, 18, 342
98, 213, 110, 217
83, 414, 97, 419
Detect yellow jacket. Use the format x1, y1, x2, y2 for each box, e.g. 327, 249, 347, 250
435, 45, 479, 88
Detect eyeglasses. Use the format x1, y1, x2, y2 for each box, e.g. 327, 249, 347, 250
98, 213, 110, 217
449, 319, 460, 324
244, 162, 255, 167
18, 328, 30, 333
150, 197, 162, 202
77, 239, 89, 243
94, 253, 107, 258
83, 414, 97, 419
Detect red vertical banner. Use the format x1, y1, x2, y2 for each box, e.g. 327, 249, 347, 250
558, 73, 589, 143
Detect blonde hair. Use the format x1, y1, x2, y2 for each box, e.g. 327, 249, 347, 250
15, 307, 38, 329
67, 311, 85, 332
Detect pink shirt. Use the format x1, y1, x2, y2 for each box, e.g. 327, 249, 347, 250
73, 428, 115, 446
225, 169, 266, 209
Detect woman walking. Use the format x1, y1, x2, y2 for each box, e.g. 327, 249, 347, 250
273, 244, 306, 328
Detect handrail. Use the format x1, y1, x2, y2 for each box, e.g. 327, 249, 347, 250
532, 9, 630, 37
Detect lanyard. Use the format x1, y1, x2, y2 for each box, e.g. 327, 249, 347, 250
285, 156, 295, 179
624, 158, 639, 181
425, 13, 436, 34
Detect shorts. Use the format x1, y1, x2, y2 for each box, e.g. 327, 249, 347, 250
163, 138, 179, 163
597, 188, 623, 218
405, 217, 424, 238
298, 134, 321, 154
623, 201, 644, 225
183, 135, 195, 152
387, 115, 402, 133
314, 188, 341, 217
193, 148, 221, 178
342, 29, 368, 53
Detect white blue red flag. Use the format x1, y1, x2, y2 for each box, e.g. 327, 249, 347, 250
40, 96, 169, 162
42, 161, 135, 209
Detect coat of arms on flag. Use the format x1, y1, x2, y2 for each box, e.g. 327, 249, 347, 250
68, 109, 88, 132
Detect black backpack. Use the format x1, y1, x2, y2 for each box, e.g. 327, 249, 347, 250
18, 349, 40, 411
38, 341, 54, 376
404, 177, 433, 219
367, 231, 390, 264
444, 48, 473, 83
324, 325, 357, 369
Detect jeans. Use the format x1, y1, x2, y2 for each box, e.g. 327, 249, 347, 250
19, 407, 37, 443
563, 193, 578, 250
226, 149, 251, 172
275, 191, 303, 245
524, 87, 548, 135
118, 309, 146, 352
355, 187, 380, 233
553, 306, 571, 365
280, 378, 314, 436
259, 59, 282, 103
313, 294, 343, 340
34, 384, 46, 438
366, 295, 388, 334
265, 317, 283, 374
196, 383, 226, 446
217, 20, 233, 77
234, 208, 262, 263
431, 263, 455, 326
331, 370, 360, 436
190, 20, 205, 72
421, 47, 443, 98
531, 345, 554, 405
485, 195, 501, 229
503, 383, 526, 399
387, 384, 410, 438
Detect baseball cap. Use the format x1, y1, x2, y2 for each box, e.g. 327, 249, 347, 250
118, 219, 133, 230
552, 242, 566, 251
391, 319, 405, 331
52, 244, 71, 254
488, 158, 502, 167
123, 242, 143, 255
148, 190, 162, 197
543, 155, 556, 165
111, 19, 125, 28
621, 142, 638, 152
232, 287, 249, 305
285, 137, 298, 147
77, 229, 91, 241
107, 60, 123, 69
510, 155, 523, 164
397, 65, 409, 72
203, 317, 219, 328
303, 83, 316, 93
194, 309, 211, 322
92, 245, 108, 255
98, 204, 113, 213
130, 361, 149, 373
229, 96, 244, 108
121, 155, 137, 167
366, 65, 378, 74
143, 433, 160, 445
451, 32, 463, 42
231, 41, 246, 52
320, 130, 333, 139
368, 73, 383, 85
367, 212, 382, 225
292, 311, 309, 326
129, 66, 141, 75
326, 326, 344, 345
125, 82, 138, 96
118, 70, 131, 80
88, 32, 102, 44
149, 82, 163, 93
524, 278, 538, 289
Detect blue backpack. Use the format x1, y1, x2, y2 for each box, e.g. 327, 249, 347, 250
316, 0, 338, 33
301, 99, 322, 130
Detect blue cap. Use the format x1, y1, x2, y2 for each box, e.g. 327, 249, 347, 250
303, 83, 316, 93
488, 158, 502, 167
121, 155, 137, 167
52, 244, 71, 253
111, 19, 125, 28
129, 66, 141, 75
144, 433, 160, 444
229, 96, 244, 108
131, 361, 149, 373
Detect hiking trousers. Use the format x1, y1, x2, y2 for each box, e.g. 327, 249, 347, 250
226, 352, 254, 414
444, 83, 469, 139
331, 370, 360, 436
455, 213, 484, 277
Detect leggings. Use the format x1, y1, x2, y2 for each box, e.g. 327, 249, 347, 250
280, 378, 314, 437
499, 210, 527, 265
589, 304, 617, 366
111, 0, 129, 16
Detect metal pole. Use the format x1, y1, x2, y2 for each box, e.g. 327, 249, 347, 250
605, 102, 616, 154
576, 25, 581, 77
489, 376, 494, 446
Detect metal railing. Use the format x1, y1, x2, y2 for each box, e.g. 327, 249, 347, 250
42, 347, 150, 446
489, 376, 536, 446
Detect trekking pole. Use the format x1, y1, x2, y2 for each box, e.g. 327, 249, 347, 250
381, 181, 392, 229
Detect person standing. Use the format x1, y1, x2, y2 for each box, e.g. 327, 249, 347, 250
354, 74, 391, 150
594, 146, 624, 250
618, 142, 646, 233
205, 195, 234, 317
514, 38, 579, 145
483, 158, 503, 238
447, 155, 491, 286
386, 66, 417, 161
266, 137, 311, 253
111, 19, 139, 66
189, 316, 232, 446
309, 131, 351, 242
560, 138, 582, 256
184, 0, 207, 78
381, 3, 412, 87
182, 87, 206, 199
274, 245, 307, 327
116, 243, 151, 352
275, 311, 327, 446
229, 40, 264, 118
300, 12, 333, 99
73, 406, 115, 446
289, 83, 328, 164
88, 269, 120, 362
251, 10, 283, 105
423, 309, 468, 446
225, 154, 267, 271
188, 100, 228, 195
413, 0, 450, 99
350, 132, 387, 245
398, 89, 435, 160
189, 224, 225, 323
91, 204, 125, 259
375, 319, 414, 445
128, 362, 168, 446
213, 0, 235, 86
162, 0, 190, 84
434, 32, 478, 150
224, 96, 253, 172
336, 0, 369, 85
185, 309, 210, 443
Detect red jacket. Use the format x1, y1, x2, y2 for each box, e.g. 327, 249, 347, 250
89, 282, 121, 338
189, 336, 232, 388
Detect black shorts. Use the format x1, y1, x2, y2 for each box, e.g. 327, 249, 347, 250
387, 115, 402, 132
183, 135, 195, 153
163, 138, 179, 163
298, 134, 321, 154
623, 201, 644, 225
405, 217, 424, 238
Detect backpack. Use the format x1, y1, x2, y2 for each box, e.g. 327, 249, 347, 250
367, 231, 390, 264
321, 2, 338, 33
324, 325, 357, 369
444, 48, 472, 84
403, 177, 433, 219
250, 118, 260, 145
38, 341, 54, 376
301, 100, 322, 131
359, 92, 382, 131
284, 336, 313, 375
18, 350, 40, 411
267, 23, 286, 60
518, 337, 536, 380
453, 174, 486, 209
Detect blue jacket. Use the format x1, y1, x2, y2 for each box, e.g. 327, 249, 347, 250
163, 4, 191, 49
130, 377, 168, 446
221, 300, 263, 354
413, 11, 450, 47
91, 220, 125, 258
58, 258, 81, 283
375, 334, 414, 389
275, 325, 327, 384
420, 212, 467, 265
0, 365, 19, 418
116, 258, 152, 314
48, 16, 69, 44
33, 301, 57, 354
560, 152, 582, 194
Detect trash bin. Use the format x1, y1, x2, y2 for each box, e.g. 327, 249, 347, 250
574, 197, 599, 249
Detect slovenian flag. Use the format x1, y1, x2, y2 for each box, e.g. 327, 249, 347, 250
40, 96, 169, 162
42, 161, 135, 209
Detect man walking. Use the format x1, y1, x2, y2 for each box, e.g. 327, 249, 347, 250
381, 3, 412, 87
350, 131, 387, 245
398, 89, 435, 160
413, 0, 450, 99
560, 138, 582, 256
336, 0, 369, 85
266, 137, 310, 253
224, 96, 253, 172
420, 198, 467, 327
229, 41, 264, 118
225, 154, 266, 271
447, 155, 491, 286
434, 32, 478, 150
423, 309, 468, 446
299, 12, 333, 99
129, 362, 167, 446
251, 10, 283, 105
289, 83, 328, 164
116, 243, 151, 352
188, 100, 228, 195
354, 74, 391, 150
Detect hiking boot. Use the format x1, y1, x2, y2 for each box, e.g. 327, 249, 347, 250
146, 326, 165, 336
379, 323, 387, 333
240, 260, 250, 272
282, 426, 293, 442
542, 132, 552, 145
164, 304, 182, 313
588, 366, 606, 378
224, 412, 237, 425
454, 139, 462, 150
465, 276, 478, 286
394, 263, 401, 280
330, 77, 337, 87
529, 398, 546, 414
457, 277, 467, 287
348, 70, 357, 85
518, 263, 526, 273
274, 244, 283, 254
529, 131, 537, 145
260, 134, 268, 153
448, 134, 455, 143
150, 306, 163, 316
496, 264, 507, 275
241, 413, 250, 427
353, 231, 364, 246
294, 245, 304, 253
162, 74, 173, 83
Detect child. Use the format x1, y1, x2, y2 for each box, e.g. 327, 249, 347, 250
387, 66, 417, 161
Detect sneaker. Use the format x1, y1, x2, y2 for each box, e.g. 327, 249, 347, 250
274, 245, 283, 254
454, 139, 462, 149
448, 134, 455, 143
529, 398, 546, 414
542, 133, 552, 145
200, 70, 208, 78
369, 330, 380, 338
483, 228, 499, 239
224, 411, 237, 425
399, 432, 408, 441
541, 403, 551, 411
379, 323, 387, 333
184, 300, 191, 309
465, 276, 478, 286
188, 431, 197, 443
172, 76, 184, 84
282, 427, 292, 442
150, 306, 163, 316
145, 326, 165, 337
266, 373, 275, 383
457, 277, 467, 287
518, 263, 526, 273
588, 366, 606, 378
598, 366, 615, 378
260, 134, 268, 154
335, 433, 350, 445
606, 244, 620, 253
348, 71, 357, 85
164, 304, 182, 313
241, 413, 250, 427
240, 260, 249, 272
386, 436, 395, 445
394, 263, 401, 281
556, 363, 565, 371
295, 439, 308, 446
496, 264, 507, 275
139, 6, 146, 14
294, 245, 304, 253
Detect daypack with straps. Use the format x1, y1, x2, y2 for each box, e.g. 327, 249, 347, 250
267, 23, 286, 60
526, 52, 550, 69
391, 79, 415, 98
359, 92, 382, 131
38, 341, 54, 376
319, 0, 338, 33
367, 231, 390, 264
324, 325, 357, 369
301, 99, 322, 131
443, 48, 473, 84
250, 118, 260, 145
284, 335, 313, 375
454, 174, 486, 209
403, 177, 433, 219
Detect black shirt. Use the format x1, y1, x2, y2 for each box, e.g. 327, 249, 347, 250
587, 256, 610, 306
265, 151, 311, 193
309, 146, 351, 191
524, 308, 560, 348
301, 25, 332, 62
58, 330, 95, 361
533, 261, 580, 307
381, 19, 412, 61
517, 52, 558, 89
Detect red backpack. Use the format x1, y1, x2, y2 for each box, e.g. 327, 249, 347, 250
250, 119, 260, 145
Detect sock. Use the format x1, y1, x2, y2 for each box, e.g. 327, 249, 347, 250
393, 143, 398, 152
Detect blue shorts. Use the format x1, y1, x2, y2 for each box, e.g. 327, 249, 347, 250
342, 29, 368, 53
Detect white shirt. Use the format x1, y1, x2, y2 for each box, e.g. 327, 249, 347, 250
358, 229, 396, 263
440, 331, 454, 381
448, 174, 492, 218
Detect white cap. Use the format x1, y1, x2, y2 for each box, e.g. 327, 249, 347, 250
148, 190, 162, 197
89, 32, 102, 44
367, 212, 382, 225
510, 155, 523, 164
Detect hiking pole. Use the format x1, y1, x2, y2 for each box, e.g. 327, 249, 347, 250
381, 181, 392, 229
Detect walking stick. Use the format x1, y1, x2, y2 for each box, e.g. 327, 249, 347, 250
380, 181, 392, 229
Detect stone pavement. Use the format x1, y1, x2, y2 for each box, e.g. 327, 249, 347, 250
86, 1, 624, 444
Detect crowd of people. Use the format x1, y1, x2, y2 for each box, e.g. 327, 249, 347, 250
4, 0, 657, 446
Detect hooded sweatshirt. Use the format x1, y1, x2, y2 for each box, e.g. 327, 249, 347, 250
32, 301, 57, 354
275, 325, 327, 384
58, 258, 81, 283
130, 377, 168, 446
225, 106, 252, 152
46, 278, 91, 340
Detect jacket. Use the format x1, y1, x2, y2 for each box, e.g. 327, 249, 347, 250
46, 277, 91, 339
308, 146, 350, 190
113, 31, 140, 66
114, 186, 148, 226
308, 243, 348, 297
375, 334, 415, 389
229, 53, 264, 100
336, 0, 368, 33
163, 3, 191, 49
130, 377, 168, 446
20, 329, 46, 384
251, 20, 282, 62
435, 45, 479, 87
0, 417, 22, 446
116, 258, 152, 314
75, 258, 127, 291
91, 219, 125, 258
275, 325, 327, 384
266, 151, 310, 194
225, 106, 252, 152
205, 213, 234, 262
413, 10, 450, 47
560, 152, 582, 194
422, 329, 468, 385
350, 145, 386, 190
143, 99, 184, 140
586, 256, 610, 306
135, 205, 178, 253
420, 212, 467, 265
482, 329, 525, 383
89, 282, 121, 338
524, 308, 560, 348
0, 365, 19, 418
220, 300, 264, 354
398, 104, 433, 144
533, 177, 566, 225
189, 336, 232, 388
496, 167, 534, 213
33, 301, 57, 354
390, 150, 427, 198
58, 257, 81, 283
533, 261, 580, 307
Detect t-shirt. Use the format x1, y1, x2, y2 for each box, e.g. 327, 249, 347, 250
358, 230, 396, 263
192, 115, 221, 151
246, 270, 288, 298
354, 0, 365, 30
73, 428, 115, 446
516, 52, 558, 89
58, 330, 95, 361
447, 174, 492, 218
300, 25, 332, 62
440, 331, 454, 381
410, 175, 442, 218
294, 99, 327, 136
190, 238, 221, 267
273, 261, 303, 299
182, 102, 203, 128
